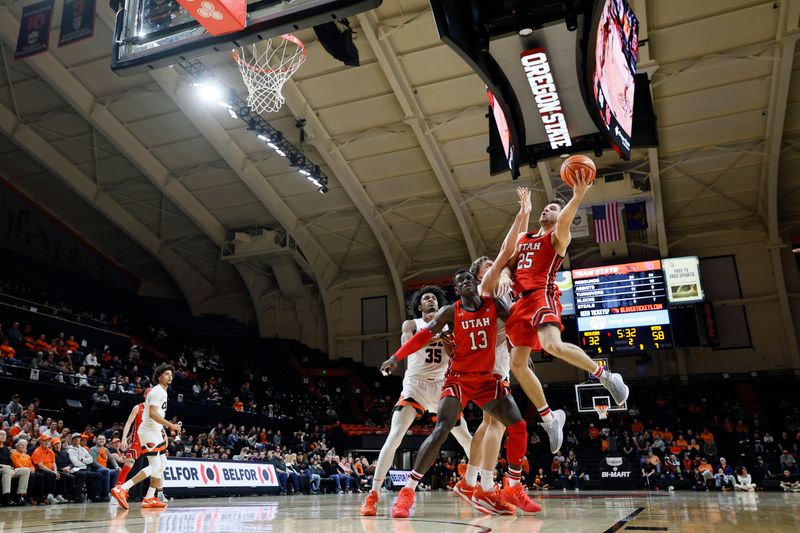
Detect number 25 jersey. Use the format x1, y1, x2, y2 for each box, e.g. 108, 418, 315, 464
450, 297, 498, 374
405, 317, 449, 380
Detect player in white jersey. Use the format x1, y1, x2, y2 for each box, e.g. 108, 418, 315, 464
112, 364, 181, 510
360, 286, 472, 516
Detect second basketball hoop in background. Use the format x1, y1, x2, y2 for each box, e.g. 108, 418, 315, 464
233, 34, 306, 114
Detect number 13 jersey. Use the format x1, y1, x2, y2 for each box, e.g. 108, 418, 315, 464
450, 297, 498, 374
404, 317, 450, 380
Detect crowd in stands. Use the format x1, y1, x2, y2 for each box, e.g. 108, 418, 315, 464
3, 273, 800, 507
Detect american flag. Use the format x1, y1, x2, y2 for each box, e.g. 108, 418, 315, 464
592, 203, 621, 243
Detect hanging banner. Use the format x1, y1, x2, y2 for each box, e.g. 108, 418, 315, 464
15, 0, 54, 59
571, 207, 590, 238
59, 0, 96, 47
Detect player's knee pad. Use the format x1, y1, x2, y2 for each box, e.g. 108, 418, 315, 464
507, 419, 526, 437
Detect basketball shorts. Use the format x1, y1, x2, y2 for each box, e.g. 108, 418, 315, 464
125, 440, 142, 461
137, 426, 167, 456
506, 289, 563, 351
395, 376, 445, 418
440, 372, 511, 409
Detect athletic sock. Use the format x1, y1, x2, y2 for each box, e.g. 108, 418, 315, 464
117, 465, 131, 485
145, 487, 156, 499
406, 470, 423, 490
592, 365, 606, 379
371, 478, 384, 492
480, 470, 495, 491
538, 405, 554, 423
507, 467, 522, 487
465, 465, 479, 486
121, 480, 134, 491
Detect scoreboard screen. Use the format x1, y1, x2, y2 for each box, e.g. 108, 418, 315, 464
572, 260, 673, 354
580, 324, 672, 354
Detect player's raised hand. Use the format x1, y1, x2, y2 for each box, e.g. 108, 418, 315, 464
516, 186, 532, 214
572, 169, 593, 197
380, 356, 398, 376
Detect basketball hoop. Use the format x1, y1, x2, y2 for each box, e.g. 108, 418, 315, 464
594, 405, 609, 420
233, 34, 306, 114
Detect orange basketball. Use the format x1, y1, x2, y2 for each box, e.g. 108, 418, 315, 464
560, 155, 596, 188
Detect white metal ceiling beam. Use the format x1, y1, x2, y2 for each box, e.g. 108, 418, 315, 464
147, 68, 339, 288
281, 79, 409, 319
0, 101, 214, 313
358, 10, 483, 259
762, 0, 800, 368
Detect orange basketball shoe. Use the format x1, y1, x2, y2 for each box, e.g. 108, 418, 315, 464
110, 486, 129, 510
360, 490, 380, 516
501, 482, 541, 513
453, 478, 476, 506
391, 487, 415, 518
141, 496, 167, 509
472, 484, 515, 515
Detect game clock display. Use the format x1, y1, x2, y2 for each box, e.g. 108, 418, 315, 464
581, 324, 673, 354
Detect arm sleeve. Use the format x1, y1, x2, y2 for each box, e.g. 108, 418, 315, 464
391, 327, 434, 361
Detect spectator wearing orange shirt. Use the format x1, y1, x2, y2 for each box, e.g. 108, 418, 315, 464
631, 419, 644, 434
89, 435, 118, 500
34, 335, 54, 354
736, 420, 749, 443
675, 435, 688, 450
700, 428, 714, 444
233, 397, 244, 412
31, 435, 64, 504
457, 458, 467, 478
0, 429, 30, 506
0, 339, 15, 360
662, 428, 673, 443
10, 439, 38, 504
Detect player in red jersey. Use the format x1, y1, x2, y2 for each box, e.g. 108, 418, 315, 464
116, 388, 149, 487
506, 171, 629, 409
381, 266, 541, 518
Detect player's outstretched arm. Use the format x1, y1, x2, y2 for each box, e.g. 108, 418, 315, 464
555, 172, 592, 248
380, 305, 454, 375
482, 187, 531, 296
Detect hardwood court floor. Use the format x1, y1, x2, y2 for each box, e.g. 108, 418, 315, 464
1, 490, 798, 532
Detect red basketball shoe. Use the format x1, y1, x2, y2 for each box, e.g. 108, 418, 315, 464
110, 486, 129, 510
360, 490, 379, 516
391, 487, 415, 518
501, 482, 541, 513
453, 478, 476, 506
472, 484, 516, 515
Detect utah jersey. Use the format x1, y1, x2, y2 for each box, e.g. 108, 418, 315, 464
512, 231, 564, 295
130, 403, 144, 446
141, 385, 168, 432
450, 297, 499, 374
404, 317, 449, 380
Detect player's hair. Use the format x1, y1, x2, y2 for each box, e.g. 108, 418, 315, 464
408, 285, 448, 318
547, 197, 566, 209
452, 268, 472, 285
469, 256, 491, 278
152, 364, 175, 385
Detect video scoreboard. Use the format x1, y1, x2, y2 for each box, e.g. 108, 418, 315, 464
572, 260, 673, 354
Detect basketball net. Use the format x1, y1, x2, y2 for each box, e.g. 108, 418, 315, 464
233, 34, 306, 113
594, 405, 609, 420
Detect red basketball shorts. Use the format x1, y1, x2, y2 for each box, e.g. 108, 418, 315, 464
440, 372, 511, 409
125, 441, 142, 461
506, 289, 563, 351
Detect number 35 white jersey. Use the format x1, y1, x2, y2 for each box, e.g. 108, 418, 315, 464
404, 318, 449, 380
